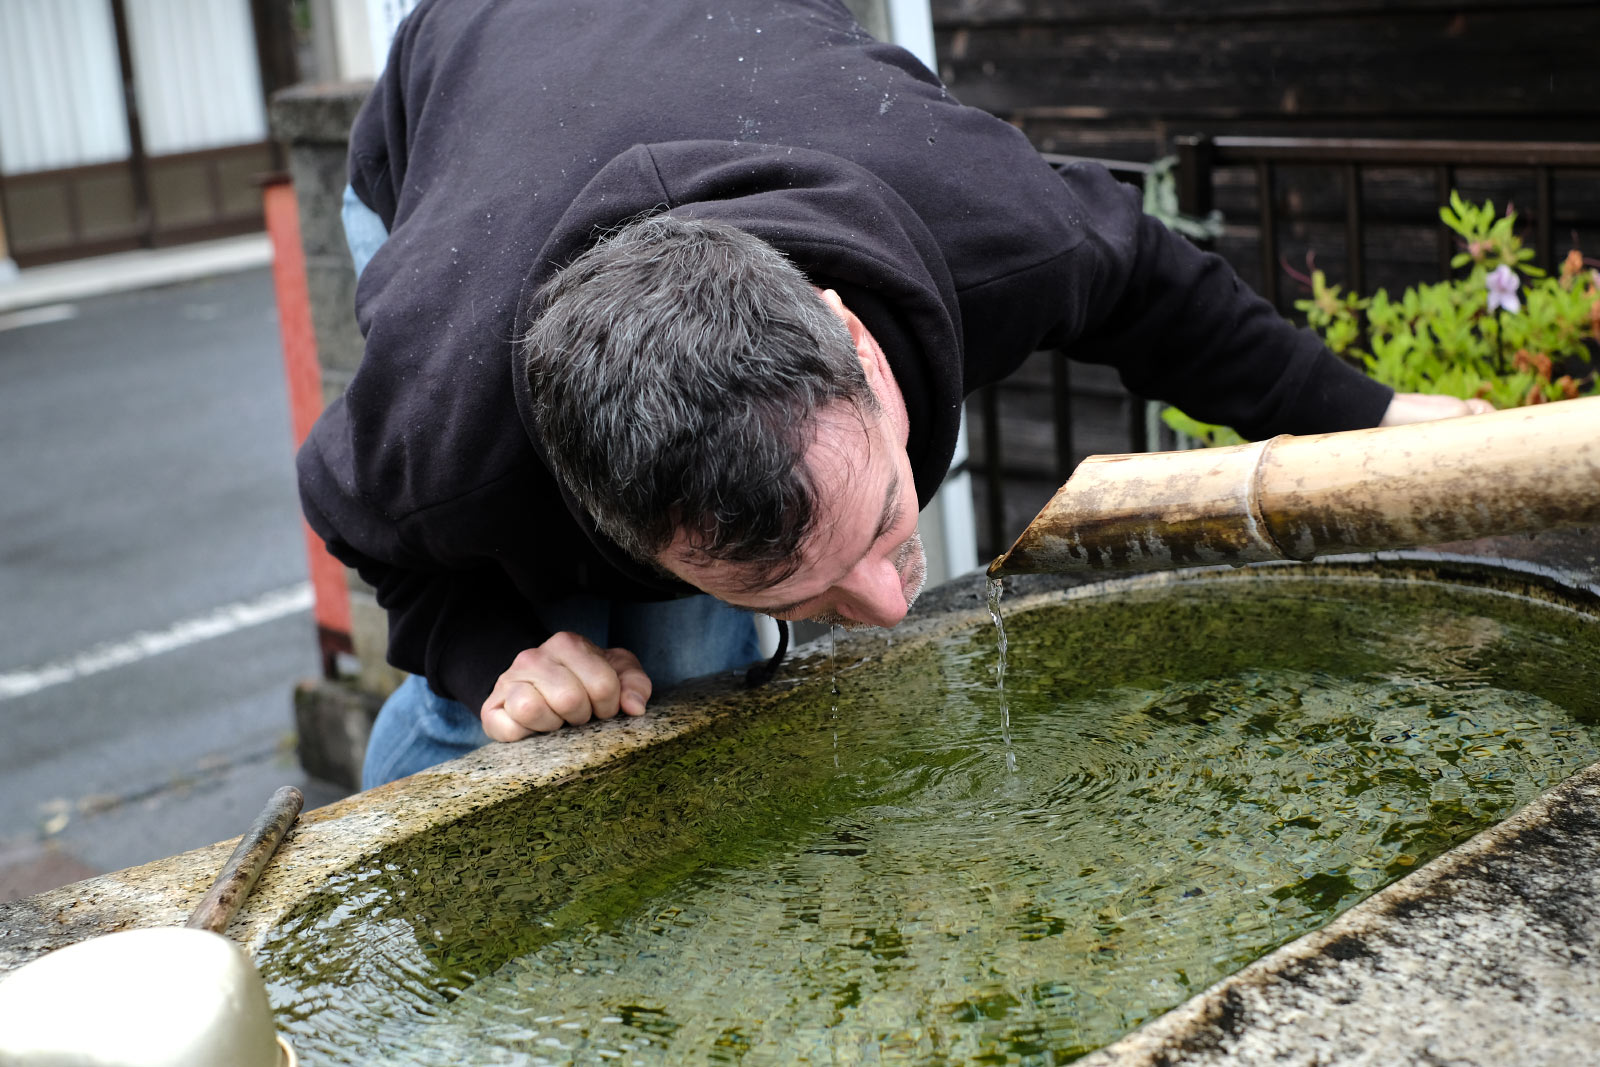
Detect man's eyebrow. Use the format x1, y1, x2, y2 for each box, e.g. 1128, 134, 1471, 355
742, 471, 901, 618
869, 470, 903, 545
747, 594, 809, 619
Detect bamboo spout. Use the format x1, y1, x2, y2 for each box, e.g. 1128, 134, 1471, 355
988, 396, 1600, 579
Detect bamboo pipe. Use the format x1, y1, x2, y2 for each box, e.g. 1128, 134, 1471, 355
988, 396, 1600, 579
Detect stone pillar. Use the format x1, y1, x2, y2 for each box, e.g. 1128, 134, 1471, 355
268, 83, 371, 408
269, 82, 402, 789
0, 211, 16, 282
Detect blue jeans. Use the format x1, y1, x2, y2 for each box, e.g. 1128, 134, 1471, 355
362, 594, 762, 788
341, 184, 389, 277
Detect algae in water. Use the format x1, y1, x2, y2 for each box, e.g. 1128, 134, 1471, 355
261, 574, 1600, 1065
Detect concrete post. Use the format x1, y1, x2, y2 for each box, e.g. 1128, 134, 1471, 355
267, 84, 371, 408
268, 83, 398, 788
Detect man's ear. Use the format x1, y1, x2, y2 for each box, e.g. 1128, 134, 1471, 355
819, 288, 887, 380
818, 288, 908, 445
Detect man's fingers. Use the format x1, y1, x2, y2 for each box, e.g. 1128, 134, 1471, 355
554, 643, 626, 721
534, 632, 629, 720
1379, 392, 1496, 426
507, 664, 593, 726
483, 697, 550, 742
605, 648, 653, 717
479, 634, 654, 743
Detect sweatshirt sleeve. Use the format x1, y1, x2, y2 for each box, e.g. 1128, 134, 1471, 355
1037, 164, 1393, 439
297, 431, 548, 712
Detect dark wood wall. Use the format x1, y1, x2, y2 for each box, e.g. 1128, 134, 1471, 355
933, 0, 1600, 158
932, 0, 1600, 297
934, 0, 1600, 559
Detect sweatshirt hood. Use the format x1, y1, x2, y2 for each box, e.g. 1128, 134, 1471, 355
512, 140, 966, 509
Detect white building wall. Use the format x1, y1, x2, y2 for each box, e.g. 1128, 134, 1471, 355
365, 0, 419, 75
0, 0, 129, 175
123, 0, 267, 155
310, 0, 416, 80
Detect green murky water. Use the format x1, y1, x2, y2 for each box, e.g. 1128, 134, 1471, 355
261, 573, 1600, 1065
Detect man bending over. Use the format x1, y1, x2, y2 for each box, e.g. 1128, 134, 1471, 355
300, 0, 1486, 787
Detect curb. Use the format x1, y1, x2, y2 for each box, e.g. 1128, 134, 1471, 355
0, 235, 273, 316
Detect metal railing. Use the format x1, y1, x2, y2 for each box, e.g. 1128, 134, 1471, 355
1174, 135, 1600, 307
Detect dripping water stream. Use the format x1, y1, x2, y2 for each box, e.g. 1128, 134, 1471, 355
829, 624, 841, 768
987, 577, 1017, 773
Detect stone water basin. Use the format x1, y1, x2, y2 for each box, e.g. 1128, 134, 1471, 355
240, 561, 1600, 1065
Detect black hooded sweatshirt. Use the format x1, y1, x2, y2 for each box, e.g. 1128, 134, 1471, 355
297, 0, 1393, 711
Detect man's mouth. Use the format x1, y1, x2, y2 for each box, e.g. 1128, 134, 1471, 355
810, 532, 926, 631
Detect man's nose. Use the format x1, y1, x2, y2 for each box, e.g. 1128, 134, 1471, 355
837, 556, 910, 628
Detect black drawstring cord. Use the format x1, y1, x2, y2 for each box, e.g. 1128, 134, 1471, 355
744, 619, 789, 687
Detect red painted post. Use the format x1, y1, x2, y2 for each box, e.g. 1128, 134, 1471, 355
263, 177, 354, 678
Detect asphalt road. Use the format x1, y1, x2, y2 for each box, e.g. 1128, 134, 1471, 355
0, 268, 348, 892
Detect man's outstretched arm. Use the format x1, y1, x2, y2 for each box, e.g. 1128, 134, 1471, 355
1037, 164, 1492, 439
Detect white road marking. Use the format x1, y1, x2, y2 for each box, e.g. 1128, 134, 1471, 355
0, 303, 79, 333
0, 583, 314, 702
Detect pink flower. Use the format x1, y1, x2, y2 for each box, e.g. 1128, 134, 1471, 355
1486, 264, 1522, 314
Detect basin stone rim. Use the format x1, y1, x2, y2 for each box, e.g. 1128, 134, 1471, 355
3, 545, 1598, 1067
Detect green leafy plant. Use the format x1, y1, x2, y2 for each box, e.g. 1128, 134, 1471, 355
1163, 191, 1600, 446
1143, 156, 1225, 243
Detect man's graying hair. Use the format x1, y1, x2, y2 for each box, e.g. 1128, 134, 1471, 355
521, 214, 875, 583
